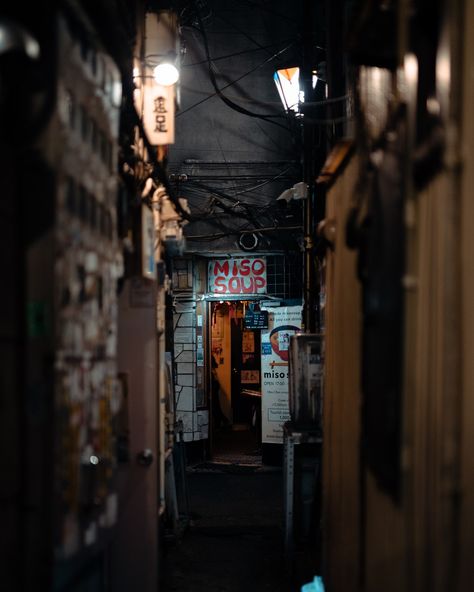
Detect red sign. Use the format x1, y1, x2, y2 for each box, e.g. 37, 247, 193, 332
208, 258, 267, 294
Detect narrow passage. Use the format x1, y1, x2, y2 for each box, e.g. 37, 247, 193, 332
162, 469, 289, 592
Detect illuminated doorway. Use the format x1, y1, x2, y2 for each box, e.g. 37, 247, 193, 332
209, 300, 262, 459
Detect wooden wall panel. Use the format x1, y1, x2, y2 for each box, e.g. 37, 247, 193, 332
398, 171, 460, 592
322, 155, 362, 591
459, 0, 474, 587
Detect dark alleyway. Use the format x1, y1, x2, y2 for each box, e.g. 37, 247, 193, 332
5, 3, 474, 592
162, 469, 291, 592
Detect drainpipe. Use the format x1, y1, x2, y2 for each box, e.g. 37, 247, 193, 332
303, 177, 316, 333
301, 0, 317, 333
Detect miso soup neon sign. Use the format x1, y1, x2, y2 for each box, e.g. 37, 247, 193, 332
208, 257, 267, 294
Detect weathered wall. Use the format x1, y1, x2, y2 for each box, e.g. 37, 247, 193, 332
173, 257, 209, 442
322, 154, 363, 590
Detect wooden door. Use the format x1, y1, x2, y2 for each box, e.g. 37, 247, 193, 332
110, 278, 158, 592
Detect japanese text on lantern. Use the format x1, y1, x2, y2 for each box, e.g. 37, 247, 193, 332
208, 258, 267, 294
153, 96, 167, 133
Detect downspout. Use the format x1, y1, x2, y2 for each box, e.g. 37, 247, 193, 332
301, 0, 317, 333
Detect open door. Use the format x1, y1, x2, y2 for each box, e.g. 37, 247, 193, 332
210, 301, 262, 458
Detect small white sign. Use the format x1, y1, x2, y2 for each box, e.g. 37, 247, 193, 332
143, 83, 175, 145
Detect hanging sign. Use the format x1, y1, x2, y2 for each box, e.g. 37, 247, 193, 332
208, 257, 267, 294
142, 82, 175, 145
261, 305, 302, 444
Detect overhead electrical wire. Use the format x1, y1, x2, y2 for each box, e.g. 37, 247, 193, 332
176, 179, 295, 224
183, 5, 293, 132
232, 0, 301, 25
180, 166, 295, 198
214, 10, 286, 59
176, 39, 295, 120
166, 1, 306, 240
183, 38, 295, 67
186, 225, 302, 242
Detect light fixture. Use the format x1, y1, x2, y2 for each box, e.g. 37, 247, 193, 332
153, 57, 179, 86
0, 18, 40, 59
274, 67, 301, 113
274, 67, 319, 113
145, 11, 180, 86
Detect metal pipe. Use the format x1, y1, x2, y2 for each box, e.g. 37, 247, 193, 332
301, 0, 317, 333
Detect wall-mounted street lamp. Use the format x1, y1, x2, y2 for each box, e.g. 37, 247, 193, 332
273, 67, 319, 113
146, 10, 181, 86
133, 10, 181, 146
153, 56, 179, 86
274, 62, 322, 334
273, 67, 301, 112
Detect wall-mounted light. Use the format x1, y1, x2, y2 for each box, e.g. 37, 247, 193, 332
0, 18, 40, 59
153, 56, 179, 86
274, 67, 301, 113
274, 68, 319, 113
137, 10, 180, 145
145, 11, 180, 86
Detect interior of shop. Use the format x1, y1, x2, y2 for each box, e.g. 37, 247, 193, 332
209, 300, 264, 462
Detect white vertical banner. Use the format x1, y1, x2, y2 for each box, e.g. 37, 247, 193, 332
261, 305, 302, 443
142, 82, 175, 145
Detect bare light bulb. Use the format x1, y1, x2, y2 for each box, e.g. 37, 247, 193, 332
153, 63, 179, 86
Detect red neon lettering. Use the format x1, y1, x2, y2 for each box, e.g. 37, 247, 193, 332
252, 259, 265, 275
232, 261, 238, 276
254, 277, 266, 291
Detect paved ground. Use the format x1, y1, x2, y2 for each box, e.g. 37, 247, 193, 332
161, 470, 292, 592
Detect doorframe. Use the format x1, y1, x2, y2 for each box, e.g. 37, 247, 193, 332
204, 295, 269, 456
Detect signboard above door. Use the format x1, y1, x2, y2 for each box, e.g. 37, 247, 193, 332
208, 257, 267, 295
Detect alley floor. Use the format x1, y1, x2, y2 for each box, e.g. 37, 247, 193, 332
161, 468, 292, 592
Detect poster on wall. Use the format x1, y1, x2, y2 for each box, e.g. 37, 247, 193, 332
242, 330, 255, 353
208, 257, 267, 294
261, 305, 302, 444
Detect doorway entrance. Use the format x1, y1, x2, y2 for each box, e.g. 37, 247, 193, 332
209, 301, 262, 461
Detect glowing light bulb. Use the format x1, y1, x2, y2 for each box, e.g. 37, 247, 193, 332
153, 63, 179, 86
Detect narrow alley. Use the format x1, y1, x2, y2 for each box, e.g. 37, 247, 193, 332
163, 468, 288, 592
3, 1, 474, 592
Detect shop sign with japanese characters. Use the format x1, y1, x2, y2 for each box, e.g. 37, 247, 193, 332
143, 83, 175, 145
208, 257, 267, 294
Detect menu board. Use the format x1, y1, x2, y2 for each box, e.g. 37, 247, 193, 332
244, 310, 268, 329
